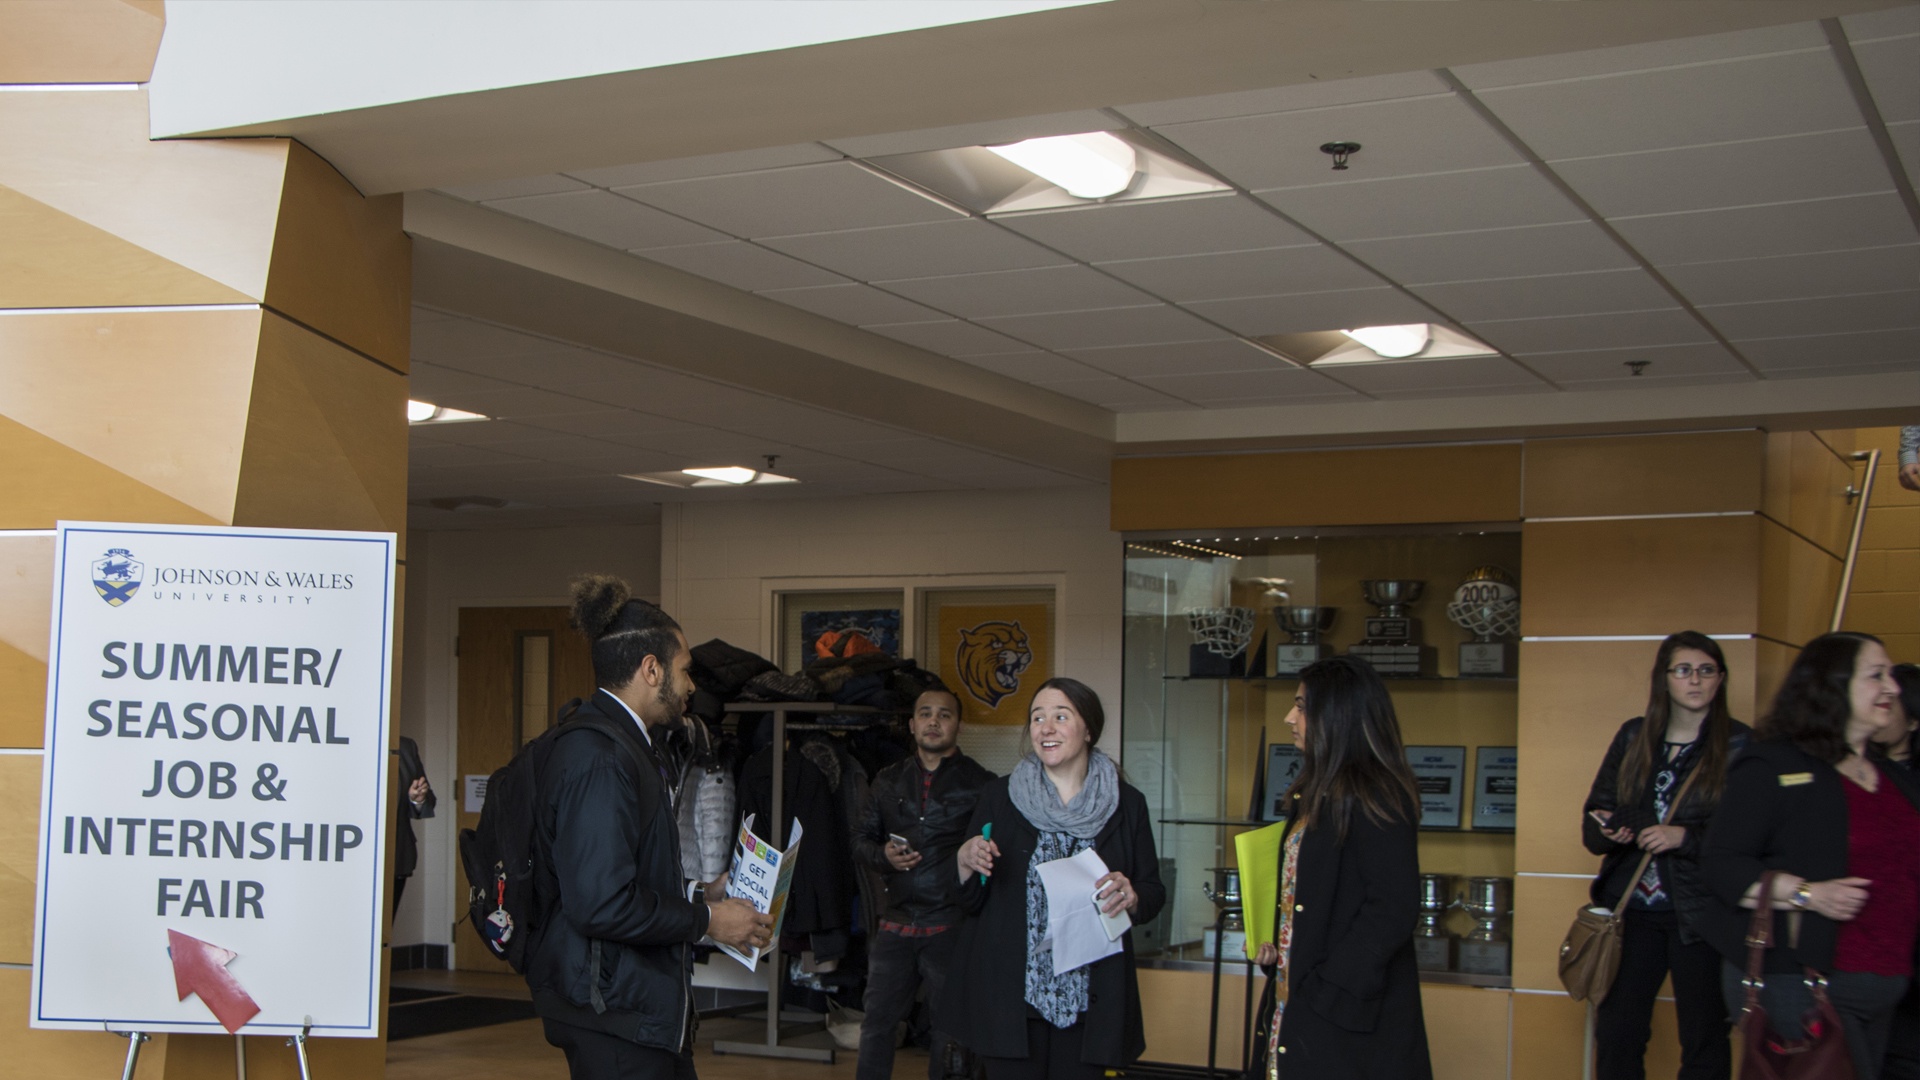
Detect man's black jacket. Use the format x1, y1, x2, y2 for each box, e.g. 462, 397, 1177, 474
851, 752, 993, 926
525, 690, 709, 1051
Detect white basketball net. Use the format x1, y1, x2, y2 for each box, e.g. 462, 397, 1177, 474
1187, 606, 1256, 657
1445, 596, 1520, 639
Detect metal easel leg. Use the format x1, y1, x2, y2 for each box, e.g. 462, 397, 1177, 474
235, 1032, 247, 1080
116, 1031, 149, 1080
286, 1016, 314, 1080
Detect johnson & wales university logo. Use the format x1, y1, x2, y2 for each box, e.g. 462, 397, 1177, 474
92, 548, 143, 607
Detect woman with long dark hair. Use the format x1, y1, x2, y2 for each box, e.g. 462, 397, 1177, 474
1249, 656, 1432, 1080
1703, 632, 1920, 1079
940, 678, 1164, 1079
1581, 631, 1749, 1080
1874, 663, 1919, 1080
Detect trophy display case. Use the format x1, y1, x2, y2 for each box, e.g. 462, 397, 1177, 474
1121, 527, 1520, 986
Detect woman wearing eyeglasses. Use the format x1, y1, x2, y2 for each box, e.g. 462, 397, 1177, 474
1581, 631, 1750, 1080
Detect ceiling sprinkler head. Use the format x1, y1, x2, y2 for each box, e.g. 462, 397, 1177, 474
1320, 141, 1361, 170
1626, 360, 1650, 377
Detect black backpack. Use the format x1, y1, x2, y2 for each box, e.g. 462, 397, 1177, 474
457, 698, 640, 972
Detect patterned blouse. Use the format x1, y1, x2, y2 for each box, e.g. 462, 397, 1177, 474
1266, 827, 1306, 1080
1024, 829, 1095, 1028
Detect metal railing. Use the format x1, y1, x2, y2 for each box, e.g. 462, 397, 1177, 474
1830, 448, 1882, 633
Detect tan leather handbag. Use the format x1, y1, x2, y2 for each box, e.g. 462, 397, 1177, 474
1558, 765, 1700, 1004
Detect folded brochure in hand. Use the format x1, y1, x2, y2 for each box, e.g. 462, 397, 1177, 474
717, 813, 802, 970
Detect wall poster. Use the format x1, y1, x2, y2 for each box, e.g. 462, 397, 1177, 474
924, 588, 1054, 727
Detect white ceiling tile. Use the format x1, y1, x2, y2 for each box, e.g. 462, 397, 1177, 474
1153, 93, 1524, 191
565, 143, 843, 188
636, 241, 847, 291
876, 265, 1157, 318
862, 319, 1035, 357
1343, 221, 1636, 284
440, 173, 590, 202
1734, 327, 1920, 372
408, 361, 517, 400
1703, 290, 1920, 341
512, 410, 709, 442
1611, 193, 1918, 265
616, 162, 960, 238
760, 219, 1071, 280
1411, 268, 1674, 321
822, 109, 1121, 158
1514, 342, 1750, 383
1182, 287, 1437, 337
977, 305, 1232, 350
1473, 50, 1859, 160
1133, 367, 1358, 402
1852, 33, 1920, 123
1843, 6, 1920, 42
1453, 24, 1828, 90
1096, 245, 1379, 302
431, 386, 604, 420
407, 442, 536, 470
1032, 376, 1182, 409
953, 351, 1106, 383
1889, 120, 1920, 187
412, 315, 564, 363
1316, 355, 1547, 398
1117, 71, 1451, 127
1550, 129, 1894, 219
1064, 338, 1291, 378
1258, 165, 1584, 241
407, 418, 570, 448
1658, 245, 1920, 306
487, 189, 727, 249
756, 282, 946, 325
1468, 308, 1710, 355
997, 194, 1315, 262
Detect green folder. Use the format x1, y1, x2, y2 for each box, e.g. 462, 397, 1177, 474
1234, 820, 1290, 958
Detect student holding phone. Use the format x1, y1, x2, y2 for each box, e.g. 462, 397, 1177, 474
851, 687, 993, 1080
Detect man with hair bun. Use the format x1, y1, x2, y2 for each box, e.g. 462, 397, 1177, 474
526, 574, 771, 1079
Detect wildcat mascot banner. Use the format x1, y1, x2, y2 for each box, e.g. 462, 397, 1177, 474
935, 603, 1052, 726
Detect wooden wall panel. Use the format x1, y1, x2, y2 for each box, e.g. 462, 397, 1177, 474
0, 185, 252, 309
0, 415, 223, 531
1524, 430, 1764, 519
1423, 984, 1511, 1080
1137, 967, 1253, 1068
0, 1, 164, 84
1782, 431, 1858, 558
265, 143, 411, 373
0, 646, 46, 750
0, 533, 53, 749
1511, 992, 1589, 1080
0, 969, 162, 1080
0, 755, 40, 964
1521, 516, 1761, 637
1759, 519, 1842, 648
1110, 443, 1523, 531
1512, 874, 1591, 992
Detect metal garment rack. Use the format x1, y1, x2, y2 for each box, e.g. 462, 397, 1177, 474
710, 700, 895, 1065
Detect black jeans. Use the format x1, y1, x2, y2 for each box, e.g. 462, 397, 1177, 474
858, 928, 959, 1080
1720, 962, 1912, 1080
542, 1018, 696, 1080
1595, 909, 1730, 1080
980, 1015, 1103, 1080
1885, 977, 1920, 1080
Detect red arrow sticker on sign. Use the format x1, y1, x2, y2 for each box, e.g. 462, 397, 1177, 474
167, 930, 261, 1033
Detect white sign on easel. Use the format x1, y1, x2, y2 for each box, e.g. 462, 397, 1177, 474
30, 522, 396, 1038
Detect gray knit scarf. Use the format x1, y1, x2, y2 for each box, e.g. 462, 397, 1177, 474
1009, 748, 1120, 839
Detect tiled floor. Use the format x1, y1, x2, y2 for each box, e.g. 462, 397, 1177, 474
386, 972, 932, 1080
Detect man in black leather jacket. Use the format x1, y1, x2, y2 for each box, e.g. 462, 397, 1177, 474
851, 687, 993, 1080
528, 578, 770, 1079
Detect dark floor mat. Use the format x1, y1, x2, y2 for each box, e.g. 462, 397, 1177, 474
389, 986, 456, 1003
388, 994, 538, 1040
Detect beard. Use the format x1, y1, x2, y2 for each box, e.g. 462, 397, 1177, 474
655, 679, 689, 728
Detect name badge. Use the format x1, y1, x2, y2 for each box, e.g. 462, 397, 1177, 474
1778, 772, 1814, 787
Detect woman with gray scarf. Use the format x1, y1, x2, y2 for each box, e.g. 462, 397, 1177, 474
936, 678, 1165, 1079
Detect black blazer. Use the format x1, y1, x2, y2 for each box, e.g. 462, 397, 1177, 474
1266, 796, 1433, 1080
1701, 737, 1920, 974
934, 773, 1165, 1068
394, 735, 436, 880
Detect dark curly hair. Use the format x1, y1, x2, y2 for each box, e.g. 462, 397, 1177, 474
569, 574, 683, 690
1758, 631, 1883, 764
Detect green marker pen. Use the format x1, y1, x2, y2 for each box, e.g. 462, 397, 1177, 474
978, 823, 992, 885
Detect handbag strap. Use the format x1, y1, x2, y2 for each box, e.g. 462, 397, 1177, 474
1607, 758, 1706, 927
1742, 870, 1841, 1019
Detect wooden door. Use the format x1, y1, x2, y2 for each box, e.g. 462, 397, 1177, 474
453, 606, 595, 971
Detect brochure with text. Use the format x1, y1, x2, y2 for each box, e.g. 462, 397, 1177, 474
717, 813, 802, 970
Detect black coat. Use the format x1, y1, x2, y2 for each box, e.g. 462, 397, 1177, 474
935, 774, 1165, 1068
852, 752, 994, 926
1581, 716, 1751, 944
1262, 799, 1433, 1080
738, 738, 854, 936
525, 691, 708, 1051
394, 734, 436, 880
1701, 737, 1920, 974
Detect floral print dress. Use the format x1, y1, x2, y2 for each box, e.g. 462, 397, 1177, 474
1265, 827, 1306, 1080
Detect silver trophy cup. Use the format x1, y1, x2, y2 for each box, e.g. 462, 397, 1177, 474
1273, 606, 1336, 676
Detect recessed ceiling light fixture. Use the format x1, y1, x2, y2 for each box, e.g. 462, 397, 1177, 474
623, 463, 800, 489
1340, 324, 1430, 359
986, 132, 1137, 199
407, 400, 490, 424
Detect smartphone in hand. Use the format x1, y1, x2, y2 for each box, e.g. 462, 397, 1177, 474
888, 833, 914, 853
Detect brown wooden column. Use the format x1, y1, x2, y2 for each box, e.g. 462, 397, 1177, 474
0, 4, 409, 1076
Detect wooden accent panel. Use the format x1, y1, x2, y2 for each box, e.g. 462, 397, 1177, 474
1110, 443, 1523, 531
1759, 519, 1842, 648
0, 645, 47, 751
232, 312, 409, 552
1764, 431, 1858, 558
1137, 966, 1253, 1067
1512, 874, 1590, 992
1524, 430, 1764, 519
1521, 516, 1761, 637
0, 309, 263, 522
265, 143, 411, 372
0, 755, 39, 964
1423, 984, 1510, 1080
0, 969, 155, 1080
0, 414, 223, 531
0, 0, 164, 84
0, 184, 252, 309
1511, 991, 1589, 1080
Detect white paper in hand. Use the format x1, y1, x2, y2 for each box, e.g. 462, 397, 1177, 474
1034, 847, 1126, 975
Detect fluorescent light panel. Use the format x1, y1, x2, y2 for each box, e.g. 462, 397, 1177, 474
986, 132, 1136, 199
407, 400, 489, 424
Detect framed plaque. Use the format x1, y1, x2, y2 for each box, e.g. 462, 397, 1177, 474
1405, 745, 1466, 830
1261, 744, 1305, 822
1471, 746, 1518, 831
